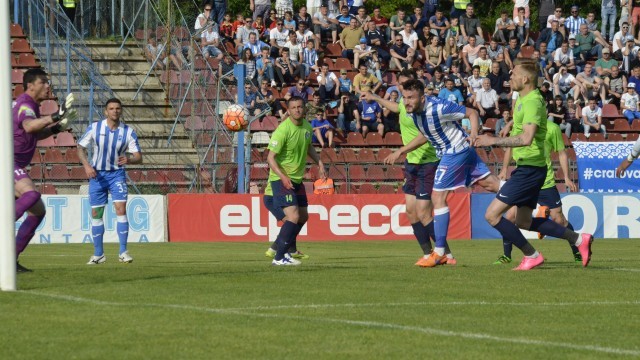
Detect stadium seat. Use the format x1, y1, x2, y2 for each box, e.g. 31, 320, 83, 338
166, 170, 187, 183
376, 148, 393, 162
336, 183, 356, 194
384, 132, 403, 146
249, 165, 269, 180
475, 147, 490, 162
322, 57, 335, 70
11, 38, 32, 53
566, 148, 576, 162
12, 84, 24, 98
10, 23, 26, 38
612, 118, 631, 132
250, 148, 264, 163
48, 164, 70, 180
519, 45, 534, 58
484, 118, 497, 132
43, 148, 64, 163
387, 166, 404, 180
334, 58, 352, 71
159, 71, 179, 84
69, 166, 87, 180
365, 132, 384, 146
556, 183, 567, 193
184, 116, 204, 131
357, 149, 376, 163
570, 133, 587, 142
601, 104, 621, 119
40, 184, 57, 195
11, 69, 24, 84
28, 164, 44, 180
134, 29, 151, 41
16, 53, 39, 68
381, 72, 397, 86
30, 151, 42, 164
358, 183, 376, 194
39, 99, 58, 115
607, 133, 624, 141
36, 136, 55, 147
340, 148, 358, 163
367, 165, 385, 180
345, 132, 365, 146
320, 148, 341, 163
55, 132, 76, 147
146, 170, 166, 183
328, 164, 347, 181
491, 146, 505, 163
325, 43, 342, 58
128, 170, 144, 182
377, 184, 396, 194
195, 133, 212, 147
203, 116, 216, 130
303, 182, 315, 194
262, 116, 279, 131
588, 133, 606, 142
627, 133, 640, 141
632, 120, 640, 132
348, 165, 367, 181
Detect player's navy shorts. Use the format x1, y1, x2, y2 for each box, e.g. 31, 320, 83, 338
14, 165, 30, 183
433, 146, 491, 191
496, 165, 547, 209
89, 169, 128, 207
271, 180, 308, 208
537, 186, 562, 209
263, 195, 285, 220
402, 160, 438, 200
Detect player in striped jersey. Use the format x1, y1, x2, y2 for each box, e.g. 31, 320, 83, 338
78, 98, 142, 265
382, 79, 502, 267
362, 69, 456, 266
476, 58, 592, 270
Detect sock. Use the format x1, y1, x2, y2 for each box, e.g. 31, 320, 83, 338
412, 222, 432, 255
567, 223, 579, 254
15, 191, 41, 220
503, 237, 513, 259
525, 250, 540, 259
433, 207, 449, 255
270, 241, 277, 251
275, 221, 298, 261
529, 218, 579, 244
493, 217, 535, 256
117, 215, 129, 254
92, 219, 105, 256
16, 214, 44, 257
288, 223, 304, 253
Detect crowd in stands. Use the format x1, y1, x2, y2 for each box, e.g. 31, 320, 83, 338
150, 0, 640, 149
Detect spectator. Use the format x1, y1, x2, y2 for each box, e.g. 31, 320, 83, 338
336, 6, 356, 31
422, 0, 439, 20
438, 78, 464, 104
382, 90, 400, 133
219, 54, 236, 85
265, 10, 278, 29
567, 34, 583, 72
539, 0, 556, 30
283, 11, 296, 32
443, 35, 460, 70
532, 49, 552, 83
357, 96, 384, 137
232, 13, 244, 34
284, 31, 302, 64
429, 67, 445, 95
621, 38, 638, 74
473, 47, 492, 77
389, 9, 409, 40
576, 24, 605, 63
564, 5, 586, 37
337, 92, 360, 134
512, 0, 530, 21
241, 48, 257, 83
495, 109, 510, 136
621, 83, 640, 124
547, 95, 566, 124
317, 64, 339, 102
466, 65, 483, 104
269, 20, 289, 58
424, 35, 443, 74
347, 0, 365, 16
365, 20, 391, 65
195, 3, 214, 32
595, 48, 618, 78
256, 78, 276, 115
629, 66, 640, 89
605, 65, 627, 106
462, 35, 482, 73
487, 38, 505, 65
296, 21, 315, 49
219, 13, 234, 43
355, 6, 371, 29
613, 22, 638, 60
512, 6, 533, 46
546, 7, 566, 32
353, 37, 376, 70
582, 97, 606, 137
201, 23, 223, 60
256, 46, 277, 87
553, 66, 577, 100
429, 9, 450, 43
339, 18, 365, 60
587, 11, 611, 44
300, 39, 319, 77
145, 34, 167, 69
561, 97, 581, 137
243, 32, 269, 57
447, 16, 460, 44
552, 41, 575, 74
474, 78, 500, 123
338, 69, 353, 94
251, 0, 271, 23
312, 5, 338, 44
203, 0, 226, 26
311, 112, 335, 148
275, 0, 293, 21
274, 48, 304, 86
574, 63, 607, 105
285, 79, 314, 103
409, 6, 428, 34
399, 23, 419, 50
295, 6, 314, 30
238, 82, 259, 116
236, 16, 260, 57
390, 34, 415, 71
620, 0, 631, 30
353, 63, 381, 95
305, 93, 327, 121
327, 0, 341, 19
253, 16, 267, 41
460, 4, 485, 45
371, 7, 390, 41
540, 82, 554, 105
447, 61, 467, 94
503, 36, 520, 71
537, 19, 563, 53
487, 61, 510, 100
494, 10, 515, 44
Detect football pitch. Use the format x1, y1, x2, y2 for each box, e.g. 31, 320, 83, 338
1, 239, 639, 359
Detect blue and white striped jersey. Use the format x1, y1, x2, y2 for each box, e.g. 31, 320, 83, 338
78, 120, 141, 171
410, 96, 468, 157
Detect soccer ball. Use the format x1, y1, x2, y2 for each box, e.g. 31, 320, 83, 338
223, 104, 249, 131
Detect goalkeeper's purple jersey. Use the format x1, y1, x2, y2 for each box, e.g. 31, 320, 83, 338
13, 93, 40, 168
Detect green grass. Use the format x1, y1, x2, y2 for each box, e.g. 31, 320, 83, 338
2, 239, 640, 359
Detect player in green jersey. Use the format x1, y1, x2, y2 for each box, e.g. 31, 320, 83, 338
476, 58, 593, 270
267, 96, 326, 266
263, 181, 310, 260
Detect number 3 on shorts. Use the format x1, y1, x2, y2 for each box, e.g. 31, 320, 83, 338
115, 181, 127, 194
434, 168, 446, 183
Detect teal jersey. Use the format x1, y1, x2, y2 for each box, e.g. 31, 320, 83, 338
398, 99, 438, 164
512, 89, 547, 167
267, 118, 313, 183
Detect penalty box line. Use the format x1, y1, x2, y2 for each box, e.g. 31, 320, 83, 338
21, 291, 640, 357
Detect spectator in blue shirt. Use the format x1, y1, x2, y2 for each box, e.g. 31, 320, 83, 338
311, 112, 335, 148
438, 78, 464, 105
357, 97, 384, 137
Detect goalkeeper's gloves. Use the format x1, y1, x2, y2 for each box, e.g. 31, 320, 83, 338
51, 93, 75, 123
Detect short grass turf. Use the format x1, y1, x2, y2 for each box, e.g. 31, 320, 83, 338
1, 239, 639, 359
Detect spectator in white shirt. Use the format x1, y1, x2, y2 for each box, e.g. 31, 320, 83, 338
317, 63, 339, 101
581, 97, 606, 136
269, 21, 289, 58
621, 83, 640, 124
474, 78, 500, 123
201, 24, 223, 59
400, 22, 419, 50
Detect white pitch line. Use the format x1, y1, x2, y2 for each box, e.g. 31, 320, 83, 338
610, 268, 640, 272
22, 291, 640, 357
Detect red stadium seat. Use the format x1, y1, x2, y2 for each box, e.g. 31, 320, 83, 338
304, 165, 319, 181
55, 132, 76, 147
325, 43, 342, 58
345, 132, 365, 146
11, 69, 24, 84
341, 148, 358, 163
387, 166, 404, 180
377, 184, 396, 194
249, 165, 269, 180
69, 166, 88, 180
166, 170, 187, 183
627, 133, 640, 140
184, 116, 204, 131
384, 132, 403, 146
16, 53, 39, 68
607, 133, 624, 141
43, 148, 64, 163
365, 132, 384, 146
519, 45, 534, 59
601, 104, 621, 119
588, 133, 606, 142
612, 118, 631, 132
356, 149, 376, 163
40, 184, 57, 194
328, 164, 347, 180
358, 183, 376, 194
47, 164, 70, 180
570, 133, 587, 142
30, 151, 42, 164
36, 136, 55, 147
12, 84, 24, 98
28, 165, 44, 180
631, 120, 640, 132
320, 148, 341, 163
348, 165, 366, 180
334, 58, 351, 70
10, 23, 26, 38
323, 57, 335, 70
367, 165, 385, 180
128, 170, 144, 182
11, 39, 32, 53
